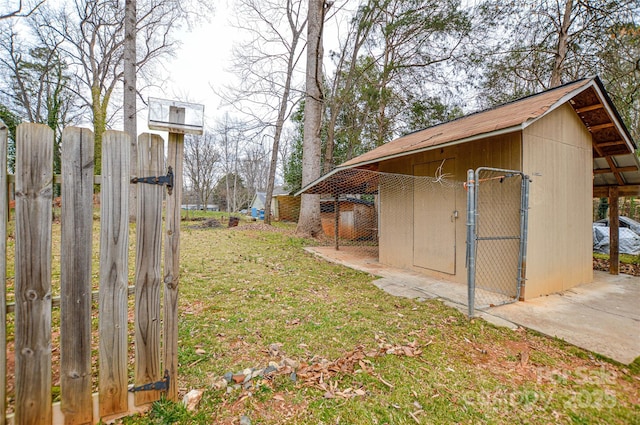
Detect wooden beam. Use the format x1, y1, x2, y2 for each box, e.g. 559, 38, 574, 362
591, 141, 605, 158
594, 185, 640, 197
575, 103, 603, 113
589, 122, 615, 131
594, 140, 625, 148
593, 165, 639, 174
608, 187, 619, 275
606, 157, 626, 185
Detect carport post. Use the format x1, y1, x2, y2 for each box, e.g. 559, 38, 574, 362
608, 187, 619, 275
466, 169, 476, 317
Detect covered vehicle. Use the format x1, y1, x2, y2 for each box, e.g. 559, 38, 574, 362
593, 225, 640, 255
594, 216, 640, 235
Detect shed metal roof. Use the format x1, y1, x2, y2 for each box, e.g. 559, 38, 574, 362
299, 77, 640, 196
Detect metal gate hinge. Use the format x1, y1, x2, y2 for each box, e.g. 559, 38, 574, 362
131, 166, 174, 195
129, 369, 170, 393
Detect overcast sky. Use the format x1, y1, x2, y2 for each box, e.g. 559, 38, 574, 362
140, 2, 350, 134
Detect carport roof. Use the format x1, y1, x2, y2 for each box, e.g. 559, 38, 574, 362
298, 77, 640, 196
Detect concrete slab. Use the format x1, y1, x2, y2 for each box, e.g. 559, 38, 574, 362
490, 272, 640, 365
306, 246, 640, 365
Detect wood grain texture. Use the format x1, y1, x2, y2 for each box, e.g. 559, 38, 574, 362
14, 123, 54, 425
98, 131, 131, 417
163, 131, 184, 401
609, 187, 619, 275
60, 127, 95, 425
0, 119, 7, 425
134, 134, 164, 406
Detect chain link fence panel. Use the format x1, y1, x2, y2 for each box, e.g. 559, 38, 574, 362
468, 168, 529, 313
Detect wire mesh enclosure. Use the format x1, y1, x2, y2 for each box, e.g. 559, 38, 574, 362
297, 168, 461, 262
466, 168, 530, 315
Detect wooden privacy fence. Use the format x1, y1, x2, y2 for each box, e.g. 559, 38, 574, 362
0, 121, 184, 425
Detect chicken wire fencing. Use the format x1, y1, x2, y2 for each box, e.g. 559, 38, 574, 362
301, 167, 459, 259
295, 166, 529, 318
466, 168, 530, 316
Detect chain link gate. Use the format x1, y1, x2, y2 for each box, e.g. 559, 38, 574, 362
466, 167, 530, 316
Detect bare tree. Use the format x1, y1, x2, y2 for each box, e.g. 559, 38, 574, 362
599, 24, 640, 142
184, 130, 220, 210
239, 141, 270, 196
323, 1, 382, 173
214, 114, 247, 212
0, 24, 80, 174
33, 0, 191, 173
223, 0, 307, 224
0, 0, 44, 20
475, 0, 640, 105
296, 0, 328, 237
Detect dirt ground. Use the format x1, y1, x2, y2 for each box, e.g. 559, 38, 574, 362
593, 257, 640, 276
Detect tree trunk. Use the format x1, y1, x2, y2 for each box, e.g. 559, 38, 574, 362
124, 0, 138, 221
296, 0, 326, 237
263, 135, 277, 225
91, 85, 108, 175
549, 0, 573, 88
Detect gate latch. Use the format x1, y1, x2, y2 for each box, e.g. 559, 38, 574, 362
129, 369, 170, 393
131, 167, 174, 195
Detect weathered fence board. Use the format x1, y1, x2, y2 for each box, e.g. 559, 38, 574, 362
2, 123, 182, 424
0, 119, 7, 425
134, 134, 164, 406
14, 123, 54, 425
163, 128, 184, 401
60, 127, 95, 424
98, 131, 131, 417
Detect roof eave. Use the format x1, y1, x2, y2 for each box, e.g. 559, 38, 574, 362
342, 123, 526, 170
297, 124, 525, 195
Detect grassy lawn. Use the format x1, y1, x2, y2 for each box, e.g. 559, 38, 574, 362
2, 210, 639, 424
593, 252, 640, 266
120, 214, 639, 424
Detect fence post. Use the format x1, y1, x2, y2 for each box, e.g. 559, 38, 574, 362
0, 119, 7, 425
14, 123, 54, 425
517, 175, 530, 301
99, 131, 131, 417
60, 127, 95, 424
134, 133, 164, 406
163, 109, 184, 401
466, 169, 476, 318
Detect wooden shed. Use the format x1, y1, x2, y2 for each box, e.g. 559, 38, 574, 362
272, 195, 301, 222
300, 77, 640, 299
320, 197, 377, 241
250, 187, 289, 218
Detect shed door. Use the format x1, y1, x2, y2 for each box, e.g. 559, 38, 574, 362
413, 159, 456, 274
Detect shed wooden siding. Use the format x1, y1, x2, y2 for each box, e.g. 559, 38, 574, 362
320, 201, 376, 240
523, 103, 593, 298
274, 195, 300, 222
377, 133, 522, 283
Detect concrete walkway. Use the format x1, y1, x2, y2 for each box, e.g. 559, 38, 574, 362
306, 246, 640, 365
